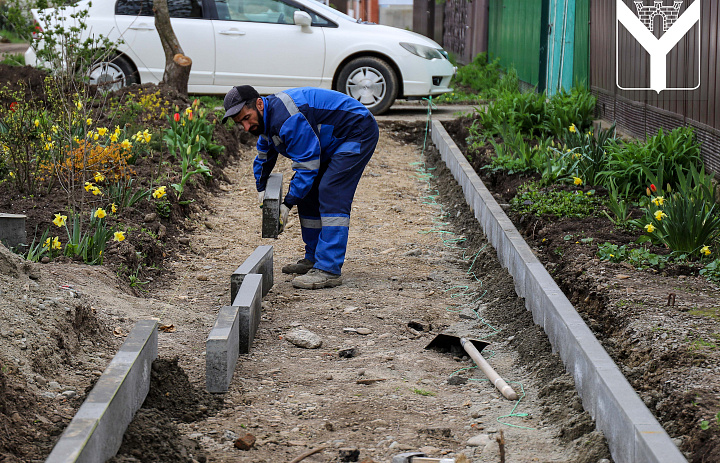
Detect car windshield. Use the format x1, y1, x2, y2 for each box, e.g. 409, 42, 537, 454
304, 0, 355, 22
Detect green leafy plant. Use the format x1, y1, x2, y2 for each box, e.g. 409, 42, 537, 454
700, 259, 720, 282
634, 165, 720, 256
106, 178, 151, 209
484, 125, 550, 175
600, 126, 702, 197
603, 181, 633, 227
543, 86, 597, 137
511, 181, 599, 218
597, 242, 670, 269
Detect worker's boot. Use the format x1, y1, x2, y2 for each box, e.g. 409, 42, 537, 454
292, 268, 342, 289
281, 258, 314, 274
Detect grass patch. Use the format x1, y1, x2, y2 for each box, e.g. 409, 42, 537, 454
412, 388, 436, 397
688, 307, 720, 320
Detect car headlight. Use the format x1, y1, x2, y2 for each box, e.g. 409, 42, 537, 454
400, 42, 445, 60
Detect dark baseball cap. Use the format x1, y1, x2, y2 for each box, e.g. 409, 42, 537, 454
222, 85, 260, 124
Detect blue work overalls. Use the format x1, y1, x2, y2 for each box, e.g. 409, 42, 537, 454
253, 88, 379, 275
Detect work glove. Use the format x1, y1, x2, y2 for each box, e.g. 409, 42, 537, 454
257, 190, 265, 206
279, 203, 290, 234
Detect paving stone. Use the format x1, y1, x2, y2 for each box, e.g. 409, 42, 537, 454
262, 173, 283, 238
231, 245, 273, 302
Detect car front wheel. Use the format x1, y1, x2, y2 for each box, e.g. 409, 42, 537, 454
87, 54, 138, 92
336, 57, 398, 115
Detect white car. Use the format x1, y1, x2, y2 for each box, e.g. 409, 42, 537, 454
25, 0, 455, 114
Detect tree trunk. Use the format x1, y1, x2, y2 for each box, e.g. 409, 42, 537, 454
153, 0, 192, 95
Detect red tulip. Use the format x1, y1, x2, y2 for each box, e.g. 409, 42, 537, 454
173, 113, 180, 122
9, 102, 18, 111
188, 111, 193, 121
650, 184, 657, 193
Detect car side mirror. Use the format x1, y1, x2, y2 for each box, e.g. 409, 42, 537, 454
294, 11, 312, 27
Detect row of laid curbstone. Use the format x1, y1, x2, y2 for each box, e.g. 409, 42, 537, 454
45, 320, 158, 463
430, 120, 687, 463
207, 245, 274, 393
45, 245, 275, 461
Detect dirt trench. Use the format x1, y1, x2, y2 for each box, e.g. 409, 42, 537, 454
42, 122, 611, 462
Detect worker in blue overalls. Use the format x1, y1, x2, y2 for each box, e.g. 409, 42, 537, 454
222, 85, 379, 289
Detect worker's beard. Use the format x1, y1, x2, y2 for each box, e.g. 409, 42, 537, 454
249, 107, 264, 136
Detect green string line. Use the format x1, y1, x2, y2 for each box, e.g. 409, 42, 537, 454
415, 98, 535, 431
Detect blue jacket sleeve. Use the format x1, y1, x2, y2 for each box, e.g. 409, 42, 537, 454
279, 114, 321, 206
253, 135, 278, 192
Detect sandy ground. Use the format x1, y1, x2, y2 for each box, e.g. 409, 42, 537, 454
0, 122, 611, 462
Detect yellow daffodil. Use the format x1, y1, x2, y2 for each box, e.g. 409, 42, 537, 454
110, 133, 118, 143
94, 172, 105, 182
94, 208, 107, 219
86, 118, 93, 126
701, 245, 711, 256
1, 144, 8, 154
9, 172, 14, 179
652, 196, 665, 206
111, 203, 117, 213
114, 126, 122, 135
121, 139, 132, 149
97, 127, 108, 136
91, 186, 102, 196
86, 130, 95, 139
44, 142, 53, 151
51, 236, 61, 250
53, 213, 67, 227
644, 223, 656, 233
654, 210, 667, 221
43, 237, 51, 248
84, 181, 94, 192
141, 130, 151, 143
573, 177, 583, 186
609, 254, 615, 258
569, 124, 576, 133
34, 119, 40, 127
152, 185, 167, 199
113, 231, 126, 242
76, 100, 82, 109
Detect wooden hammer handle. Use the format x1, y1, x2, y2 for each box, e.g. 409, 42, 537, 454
461, 338, 518, 400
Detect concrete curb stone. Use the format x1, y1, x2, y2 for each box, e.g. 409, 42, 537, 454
430, 120, 686, 463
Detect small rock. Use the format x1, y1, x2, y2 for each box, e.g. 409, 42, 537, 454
61, 391, 77, 399
197, 275, 208, 281
284, 329, 323, 349
35, 375, 47, 387
467, 434, 492, 447
343, 328, 358, 333
343, 306, 359, 313
404, 249, 422, 257
325, 421, 335, 431
178, 237, 190, 245
204, 221, 214, 229
616, 274, 631, 280
41, 392, 56, 399
48, 381, 62, 391
234, 433, 256, 450
143, 213, 158, 223
223, 430, 238, 442
448, 375, 468, 385
41, 257, 50, 264
356, 328, 372, 335
10, 412, 22, 424
339, 447, 360, 462
338, 347, 358, 358
92, 370, 103, 377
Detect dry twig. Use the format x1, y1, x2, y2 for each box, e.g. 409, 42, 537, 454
289, 444, 328, 463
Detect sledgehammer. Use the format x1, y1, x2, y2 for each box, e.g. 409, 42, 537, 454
426, 333, 518, 400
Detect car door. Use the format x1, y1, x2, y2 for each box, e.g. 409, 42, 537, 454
114, 0, 216, 85
210, 0, 326, 91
